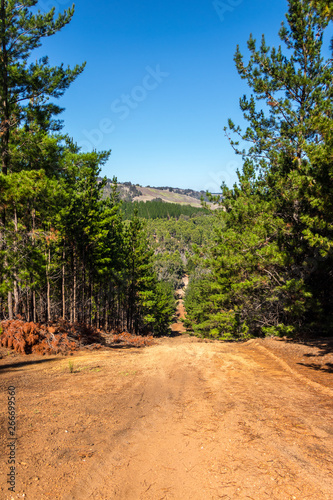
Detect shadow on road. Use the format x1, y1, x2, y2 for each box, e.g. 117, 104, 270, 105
288, 338, 333, 357
297, 362, 333, 373
0, 357, 58, 372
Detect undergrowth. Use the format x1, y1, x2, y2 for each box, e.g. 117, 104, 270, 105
0, 319, 154, 355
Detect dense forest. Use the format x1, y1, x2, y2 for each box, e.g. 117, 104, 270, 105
0, 1, 175, 336
121, 199, 209, 220
145, 214, 218, 290
184, 0, 333, 340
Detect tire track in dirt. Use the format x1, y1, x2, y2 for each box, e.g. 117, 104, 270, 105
65, 338, 333, 500
254, 343, 333, 398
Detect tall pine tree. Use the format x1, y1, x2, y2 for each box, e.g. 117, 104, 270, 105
186, 0, 333, 339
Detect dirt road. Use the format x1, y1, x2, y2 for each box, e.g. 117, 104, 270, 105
1, 335, 333, 500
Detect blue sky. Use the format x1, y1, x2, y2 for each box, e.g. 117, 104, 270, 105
35, 0, 332, 191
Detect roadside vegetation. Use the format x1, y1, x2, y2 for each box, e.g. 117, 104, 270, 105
184, 0, 333, 340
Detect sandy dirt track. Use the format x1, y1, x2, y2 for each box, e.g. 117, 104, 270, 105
1, 335, 333, 500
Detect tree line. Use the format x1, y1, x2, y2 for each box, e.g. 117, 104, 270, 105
122, 199, 209, 220
0, 1, 175, 335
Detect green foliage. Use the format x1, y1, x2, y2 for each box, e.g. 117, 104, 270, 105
0, 0, 85, 175
152, 251, 185, 290
144, 214, 218, 290
122, 199, 209, 220
0, 1, 176, 336
142, 281, 176, 335
185, 0, 333, 340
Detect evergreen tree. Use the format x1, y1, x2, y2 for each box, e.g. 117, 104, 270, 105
186, 0, 333, 339
0, 0, 85, 175
0, 2, 176, 335
0, 1, 85, 319
124, 210, 156, 333
149, 280, 176, 335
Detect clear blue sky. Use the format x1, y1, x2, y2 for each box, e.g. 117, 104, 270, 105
35, 0, 332, 191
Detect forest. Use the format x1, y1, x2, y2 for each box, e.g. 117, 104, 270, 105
1, 3, 332, 498
184, 0, 333, 340
0, 1, 176, 342
1, 0, 333, 348
121, 199, 209, 220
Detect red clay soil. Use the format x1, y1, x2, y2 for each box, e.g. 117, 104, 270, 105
0, 334, 333, 500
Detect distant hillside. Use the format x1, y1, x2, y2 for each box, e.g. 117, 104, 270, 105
102, 179, 214, 207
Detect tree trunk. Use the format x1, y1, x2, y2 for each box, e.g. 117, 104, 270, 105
1, 0, 10, 176
73, 250, 77, 323
33, 290, 36, 323
39, 293, 43, 324
46, 247, 51, 322
7, 291, 13, 320
89, 275, 93, 326
26, 290, 31, 323
13, 207, 19, 317
62, 246, 66, 320
96, 289, 100, 329
30, 208, 36, 322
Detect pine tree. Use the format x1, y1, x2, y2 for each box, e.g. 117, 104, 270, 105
0, 1, 85, 319
0, 2, 176, 334
186, 0, 333, 338
0, 0, 85, 175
